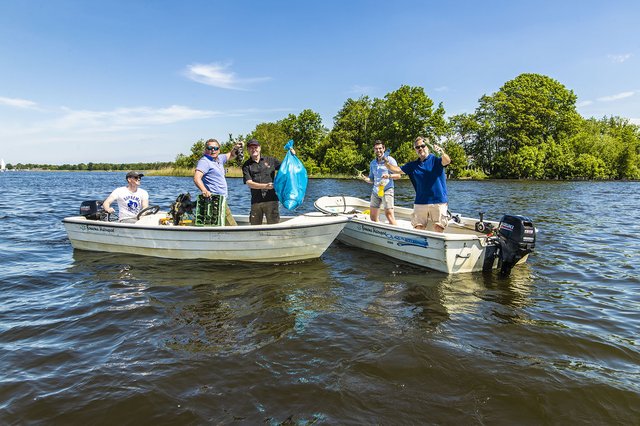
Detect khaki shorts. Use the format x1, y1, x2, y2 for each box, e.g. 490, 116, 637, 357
225, 202, 237, 226
370, 188, 395, 210
411, 203, 449, 230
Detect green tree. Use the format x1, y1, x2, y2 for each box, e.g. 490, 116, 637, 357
471, 73, 581, 176
574, 153, 607, 179
175, 139, 206, 169
248, 122, 288, 158
369, 85, 446, 161
542, 138, 575, 179
319, 127, 366, 174
328, 96, 374, 170
442, 140, 467, 178
279, 109, 327, 159
332, 96, 374, 152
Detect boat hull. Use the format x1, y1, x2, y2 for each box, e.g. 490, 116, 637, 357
63, 212, 348, 263
337, 218, 494, 273
314, 196, 527, 274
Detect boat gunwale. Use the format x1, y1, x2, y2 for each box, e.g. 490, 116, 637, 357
343, 215, 488, 242
62, 212, 349, 233
314, 196, 493, 242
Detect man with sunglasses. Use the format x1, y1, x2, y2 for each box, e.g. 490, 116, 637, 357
385, 136, 451, 232
102, 171, 149, 223
194, 138, 242, 225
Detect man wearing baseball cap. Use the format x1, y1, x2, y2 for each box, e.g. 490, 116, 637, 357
242, 139, 295, 225
194, 138, 243, 226
102, 171, 149, 222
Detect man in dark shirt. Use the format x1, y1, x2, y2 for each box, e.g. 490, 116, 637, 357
242, 139, 283, 225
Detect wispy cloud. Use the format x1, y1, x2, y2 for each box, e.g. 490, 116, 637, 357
185, 62, 270, 90
53, 105, 221, 131
347, 85, 375, 95
434, 86, 449, 92
608, 53, 632, 63
597, 91, 635, 102
577, 100, 593, 107
0, 96, 39, 109
630, 118, 640, 125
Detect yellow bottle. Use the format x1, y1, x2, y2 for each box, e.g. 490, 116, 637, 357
377, 178, 388, 197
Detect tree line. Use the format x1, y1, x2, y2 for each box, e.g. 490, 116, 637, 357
6, 162, 173, 171
177, 73, 640, 180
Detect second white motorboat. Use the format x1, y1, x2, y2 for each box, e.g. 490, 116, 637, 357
314, 195, 536, 274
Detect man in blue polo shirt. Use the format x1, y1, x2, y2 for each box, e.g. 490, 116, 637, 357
194, 138, 242, 226
385, 136, 451, 232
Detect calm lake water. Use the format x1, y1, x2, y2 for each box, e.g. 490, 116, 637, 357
1, 171, 639, 424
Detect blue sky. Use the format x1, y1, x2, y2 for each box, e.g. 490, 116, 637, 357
1, 0, 638, 165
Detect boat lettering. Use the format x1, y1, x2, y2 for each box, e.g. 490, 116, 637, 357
359, 224, 428, 248
81, 224, 115, 233
500, 223, 514, 232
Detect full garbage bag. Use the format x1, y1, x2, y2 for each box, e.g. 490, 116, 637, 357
274, 140, 308, 211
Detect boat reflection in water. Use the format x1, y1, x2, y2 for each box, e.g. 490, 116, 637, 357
68, 251, 340, 355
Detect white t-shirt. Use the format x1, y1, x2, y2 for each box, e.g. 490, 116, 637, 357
108, 186, 149, 220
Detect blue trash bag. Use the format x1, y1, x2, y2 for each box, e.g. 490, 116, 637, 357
274, 140, 308, 211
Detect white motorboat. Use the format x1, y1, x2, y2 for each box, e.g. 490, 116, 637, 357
63, 203, 349, 263
314, 196, 536, 274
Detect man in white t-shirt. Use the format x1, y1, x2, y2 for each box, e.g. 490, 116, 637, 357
102, 171, 149, 222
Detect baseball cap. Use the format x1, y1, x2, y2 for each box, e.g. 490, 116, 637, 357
126, 171, 144, 179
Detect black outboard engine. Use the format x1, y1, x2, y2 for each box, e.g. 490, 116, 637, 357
484, 215, 536, 276
80, 200, 107, 220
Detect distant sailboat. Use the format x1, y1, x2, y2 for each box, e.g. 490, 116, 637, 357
0, 158, 5, 172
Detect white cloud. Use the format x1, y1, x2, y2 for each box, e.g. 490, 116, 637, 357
630, 118, 640, 125
577, 100, 593, 107
185, 62, 270, 90
597, 91, 635, 102
347, 85, 375, 95
52, 105, 221, 131
434, 86, 449, 92
0, 96, 39, 109
608, 53, 632, 63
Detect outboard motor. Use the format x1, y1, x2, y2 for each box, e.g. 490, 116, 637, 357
80, 200, 108, 221
484, 215, 536, 276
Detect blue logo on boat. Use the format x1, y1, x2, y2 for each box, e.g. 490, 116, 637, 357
360, 224, 428, 248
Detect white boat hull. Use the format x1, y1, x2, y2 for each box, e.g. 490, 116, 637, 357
63, 212, 349, 263
315, 196, 530, 274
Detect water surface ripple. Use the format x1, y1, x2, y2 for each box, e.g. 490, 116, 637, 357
1, 172, 639, 424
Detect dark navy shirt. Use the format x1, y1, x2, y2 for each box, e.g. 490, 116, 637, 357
400, 154, 448, 204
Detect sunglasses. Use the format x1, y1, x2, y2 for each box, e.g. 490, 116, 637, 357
133, 176, 142, 180
414, 144, 426, 149
206, 146, 220, 151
